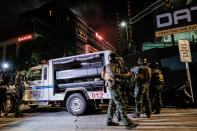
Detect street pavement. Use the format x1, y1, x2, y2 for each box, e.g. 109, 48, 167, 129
0, 105, 197, 131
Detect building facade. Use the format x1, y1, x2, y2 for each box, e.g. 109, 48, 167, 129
0, 1, 115, 68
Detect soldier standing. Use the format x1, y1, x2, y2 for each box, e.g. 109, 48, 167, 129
102, 53, 136, 127
0, 86, 7, 118
0, 69, 8, 118
1, 71, 9, 86
116, 57, 132, 105
115, 57, 132, 122
150, 61, 164, 114
133, 58, 152, 118
14, 71, 25, 117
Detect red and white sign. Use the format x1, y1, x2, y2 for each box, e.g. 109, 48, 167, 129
178, 40, 192, 62
88, 91, 111, 99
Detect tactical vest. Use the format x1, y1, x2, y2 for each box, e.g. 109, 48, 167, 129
151, 69, 164, 85
136, 65, 151, 84
101, 63, 121, 81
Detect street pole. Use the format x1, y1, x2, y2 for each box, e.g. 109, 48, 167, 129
120, 22, 128, 42
178, 39, 194, 102
185, 62, 194, 103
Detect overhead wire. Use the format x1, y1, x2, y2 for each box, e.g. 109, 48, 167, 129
129, 0, 166, 25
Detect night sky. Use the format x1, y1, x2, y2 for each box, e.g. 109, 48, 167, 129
0, 0, 190, 48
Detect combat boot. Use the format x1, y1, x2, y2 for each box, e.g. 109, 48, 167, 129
147, 115, 151, 118
155, 110, 161, 114
107, 122, 119, 126
14, 112, 20, 118
146, 113, 151, 118
15, 112, 24, 118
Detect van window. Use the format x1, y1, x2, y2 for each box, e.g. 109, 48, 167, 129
44, 68, 47, 80
28, 69, 42, 81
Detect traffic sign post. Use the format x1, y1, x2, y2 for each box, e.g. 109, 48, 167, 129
178, 40, 194, 103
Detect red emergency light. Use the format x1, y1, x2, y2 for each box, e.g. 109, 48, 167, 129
18, 34, 32, 42
95, 32, 103, 40
34, 70, 40, 73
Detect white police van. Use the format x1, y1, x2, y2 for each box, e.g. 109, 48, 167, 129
18, 50, 112, 115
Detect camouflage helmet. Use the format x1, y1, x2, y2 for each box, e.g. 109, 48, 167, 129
144, 58, 148, 65
151, 61, 159, 69
138, 57, 148, 66
116, 57, 124, 64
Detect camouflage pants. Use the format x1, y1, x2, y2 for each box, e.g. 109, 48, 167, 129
151, 85, 162, 113
0, 89, 7, 117
119, 83, 133, 105
107, 81, 130, 125
134, 83, 151, 116
0, 100, 3, 117
15, 93, 23, 117
115, 85, 124, 121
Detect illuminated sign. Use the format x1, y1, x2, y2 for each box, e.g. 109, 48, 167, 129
95, 32, 103, 40
154, 5, 197, 37
18, 34, 33, 42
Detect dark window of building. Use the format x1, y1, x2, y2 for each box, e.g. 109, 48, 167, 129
66, 16, 70, 22
6, 44, 16, 61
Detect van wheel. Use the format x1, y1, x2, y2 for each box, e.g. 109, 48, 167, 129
66, 93, 87, 116
6, 95, 15, 113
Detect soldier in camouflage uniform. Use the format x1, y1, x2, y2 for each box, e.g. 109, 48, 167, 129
0, 86, 7, 118
115, 57, 132, 122
102, 53, 136, 127
116, 57, 132, 104
133, 58, 152, 118
14, 71, 25, 118
150, 61, 164, 114
0, 70, 8, 118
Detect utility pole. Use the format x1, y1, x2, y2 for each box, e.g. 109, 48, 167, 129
127, 0, 132, 43
116, 13, 121, 48
127, 0, 134, 54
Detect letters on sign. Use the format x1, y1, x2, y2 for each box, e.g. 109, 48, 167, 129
154, 6, 197, 37
156, 9, 192, 28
